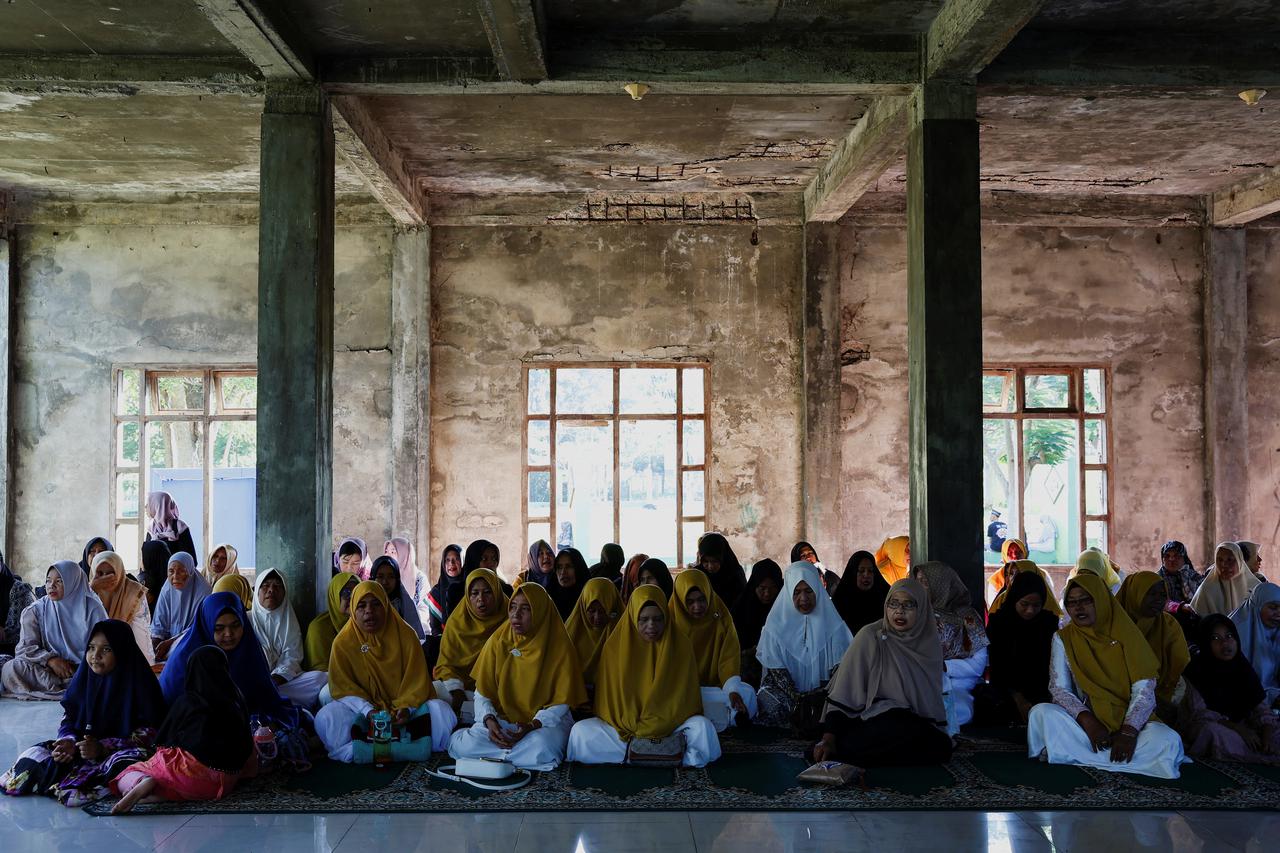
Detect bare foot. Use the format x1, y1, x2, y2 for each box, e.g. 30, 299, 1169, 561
112, 776, 158, 814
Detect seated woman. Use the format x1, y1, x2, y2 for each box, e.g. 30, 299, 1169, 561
791, 541, 840, 595
212, 573, 253, 611
1158, 540, 1203, 605
2, 619, 166, 806
874, 536, 910, 584
549, 548, 589, 621
2, 561, 107, 699
89, 552, 154, 664
159, 592, 309, 767
693, 533, 747, 613
449, 584, 586, 770
1239, 541, 1265, 582
974, 571, 1057, 726
151, 553, 212, 662
1118, 572, 1191, 719
1230, 581, 1280, 708
433, 568, 510, 724
314, 582, 455, 762
912, 561, 990, 733
426, 543, 465, 636
1179, 614, 1280, 763
754, 562, 853, 729
383, 537, 429, 627
1071, 547, 1124, 595
370, 555, 427, 643
731, 559, 783, 689
77, 537, 113, 577
202, 544, 239, 588
1193, 542, 1262, 618
670, 569, 757, 732
304, 573, 359, 673
567, 586, 721, 767
620, 556, 672, 602
110, 646, 253, 813
1027, 573, 1187, 779
333, 536, 371, 579
988, 560, 1062, 618
831, 551, 887, 639
812, 578, 952, 767
590, 543, 626, 583
1, 551, 36, 660
565, 577, 623, 701
252, 570, 327, 708
517, 539, 556, 589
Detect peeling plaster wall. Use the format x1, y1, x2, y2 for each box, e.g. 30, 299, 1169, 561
430, 225, 803, 579
840, 225, 1208, 571
1246, 231, 1280, 566
10, 225, 394, 580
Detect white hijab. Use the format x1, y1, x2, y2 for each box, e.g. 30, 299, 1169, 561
1191, 542, 1261, 617
250, 568, 304, 680
755, 561, 853, 691
33, 560, 108, 661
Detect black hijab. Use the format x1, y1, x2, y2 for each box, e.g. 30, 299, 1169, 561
637, 558, 675, 601
428, 544, 465, 625
731, 559, 783, 649
590, 543, 626, 582
696, 533, 746, 607
549, 547, 590, 620
140, 539, 172, 598
156, 645, 253, 772
78, 537, 114, 576
984, 570, 1058, 702
61, 619, 167, 739
0, 549, 16, 615
831, 550, 889, 636
790, 541, 818, 564
1184, 614, 1267, 723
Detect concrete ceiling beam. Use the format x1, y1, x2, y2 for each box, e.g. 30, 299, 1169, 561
191, 0, 315, 80
803, 97, 911, 223
0, 191, 391, 227
0, 55, 260, 94
847, 191, 1208, 229
1210, 166, 1280, 227
926, 0, 1047, 80
331, 96, 429, 226
475, 0, 548, 83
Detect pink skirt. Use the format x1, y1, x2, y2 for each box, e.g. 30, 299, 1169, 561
111, 747, 250, 802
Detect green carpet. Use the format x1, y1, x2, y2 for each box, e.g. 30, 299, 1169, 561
84, 727, 1280, 816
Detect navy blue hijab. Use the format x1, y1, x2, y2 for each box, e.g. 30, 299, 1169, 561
158, 591, 298, 727
61, 619, 167, 739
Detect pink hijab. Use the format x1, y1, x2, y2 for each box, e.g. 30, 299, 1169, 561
146, 491, 189, 540
384, 537, 419, 594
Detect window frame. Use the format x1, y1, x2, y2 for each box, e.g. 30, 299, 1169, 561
982, 363, 1113, 565
111, 365, 257, 573
522, 362, 711, 568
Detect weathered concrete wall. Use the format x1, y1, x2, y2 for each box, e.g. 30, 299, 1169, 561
430, 225, 804, 579
10, 225, 394, 579
840, 224, 1208, 570
1246, 230, 1280, 567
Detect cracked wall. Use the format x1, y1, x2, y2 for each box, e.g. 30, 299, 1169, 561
1247, 230, 1280, 568
429, 224, 804, 578
9, 224, 395, 579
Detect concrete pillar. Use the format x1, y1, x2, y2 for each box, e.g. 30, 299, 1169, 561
906, 82, 985, 607
255, 82, 335, 620
1202, 228, 1249, 554
390, 226, 431, 580
802, 222, 845, 570
0, 229, 13, 558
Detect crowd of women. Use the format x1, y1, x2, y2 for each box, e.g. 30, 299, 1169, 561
1, 489, 1277, 811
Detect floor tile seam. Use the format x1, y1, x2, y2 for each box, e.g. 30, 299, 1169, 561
148, 815, 195, 850
1174, 810, 1248, 853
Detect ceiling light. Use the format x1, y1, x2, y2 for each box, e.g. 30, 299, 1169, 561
1238, 89, 1267, 107
623, 83, 650, 101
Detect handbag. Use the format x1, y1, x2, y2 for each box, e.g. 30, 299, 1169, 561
791, 689, 828, 740
625, 732, 687, 767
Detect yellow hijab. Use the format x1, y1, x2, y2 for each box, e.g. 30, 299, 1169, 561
471, 583, 587, 723
1071, 548, 1122, 589
594, 586, 703, 741
1058, 573, 1160, 731
564, 577, 623, 683
329, 580, 430, 711
989, 560, 1063, 616
1116, 571, 1190, 704
212, 573, 253, 611
435, 569, 509, 689
875, 536, 910, 584
304, 573, 357, 671
669, 569, 741, 687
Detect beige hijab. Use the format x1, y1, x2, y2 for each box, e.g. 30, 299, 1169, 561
823, 577, 946, 725
1191, 542, 1261, 617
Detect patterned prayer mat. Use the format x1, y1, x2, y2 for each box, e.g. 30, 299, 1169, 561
83, 726, 1280, 816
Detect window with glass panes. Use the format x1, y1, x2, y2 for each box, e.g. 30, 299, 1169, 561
111, 368, 258, 574
523, 364, 710, 567
981, 366, 1112, 574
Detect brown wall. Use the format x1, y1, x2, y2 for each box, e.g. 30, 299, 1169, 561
1247, 230, 1280, 569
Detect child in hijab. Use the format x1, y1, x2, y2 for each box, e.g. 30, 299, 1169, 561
150, 552, 212, 662
1, 562, 108, 699
813, 578, 952, 767
2, 619, 166, 806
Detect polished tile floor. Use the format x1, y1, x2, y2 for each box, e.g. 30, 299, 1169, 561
2, 698, 1275, 852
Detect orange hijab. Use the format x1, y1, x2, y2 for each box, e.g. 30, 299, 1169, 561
876, 536, 910, 584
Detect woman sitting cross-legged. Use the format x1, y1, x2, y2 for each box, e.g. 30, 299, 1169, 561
2, 561, 107, 699
251, 569, 328, 709
1026, 573, 1187, 779
2, 619, 166, 807
973, 570, 1058, 726
151, 553, 212, 663
754, 562, 853, 730
433, 568, 510, 725
1178, 614, 1280, 763
448, 584, 586, 770
812, 578, 953, 767
669, 569, 757, 732
1117, 571, 1191, 721
567, 586, 721, 768
912, 561, 989, 734
314, 582, 455, 763
564, 577, 623, 704
110, 646, 255, 813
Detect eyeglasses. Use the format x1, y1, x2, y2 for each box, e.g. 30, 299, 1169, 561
886, 600, 918, 612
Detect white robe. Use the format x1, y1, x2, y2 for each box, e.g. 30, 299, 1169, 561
699, 675, 758, 733
315, 694, 455, 763
943, 648, 988, 735
447, 692, 573, 771
433, 679, 476, 725
566, 715, 721, 768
